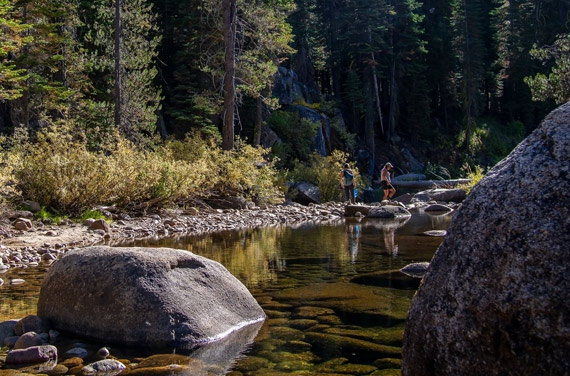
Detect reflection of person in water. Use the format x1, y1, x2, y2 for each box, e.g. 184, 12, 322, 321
347, 223, 361, 263
383, 226, 398, 256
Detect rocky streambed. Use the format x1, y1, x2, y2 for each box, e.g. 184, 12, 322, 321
0, 202, 349, 274
0, 190, 461, 376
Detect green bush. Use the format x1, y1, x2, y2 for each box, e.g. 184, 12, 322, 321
457, 118, 526, 167
289, 150, 359, 202
268, 110, 320, 166
458, 164, 485, 194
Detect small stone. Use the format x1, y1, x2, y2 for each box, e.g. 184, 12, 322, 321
65, 347, 89, 358
4, 335, 19, 347
423, 230, 447, 237
61, 357, 84, 368
400, 262, 430, 278
96, 347, 110, 359
48, 329, 60, 342
14, 332, 43, 349
83, 218, 95, 226
14, 315, 44, 335
89, 219, 110, 233
13, 218, 33, 231
43, 253, 57, 261
46, 364, 69, 375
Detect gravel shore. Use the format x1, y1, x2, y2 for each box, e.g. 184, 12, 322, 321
0, 202, 346, 271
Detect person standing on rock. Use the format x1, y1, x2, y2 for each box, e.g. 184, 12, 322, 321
381, 162, 396, 201
340, 163, 357, 204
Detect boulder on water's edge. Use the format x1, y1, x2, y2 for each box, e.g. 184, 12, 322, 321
402, 102, 570, 375
37, 246, 266, 349
367, 205, 411, 219
5, 345, 58, 364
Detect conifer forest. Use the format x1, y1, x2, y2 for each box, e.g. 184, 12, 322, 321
0, 0, 569, 210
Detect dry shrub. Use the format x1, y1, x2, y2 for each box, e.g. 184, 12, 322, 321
11, 128, 282, 214
14, 130, 113, 213
211, 140, 283, 204
0, 137, 20, 211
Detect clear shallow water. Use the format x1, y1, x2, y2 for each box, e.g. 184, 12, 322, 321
0, 212, 453, 375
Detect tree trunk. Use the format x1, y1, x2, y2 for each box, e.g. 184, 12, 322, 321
368, 26, 384, 136
388, 58, 398, 142
222, 0, 236, 151
114, 0, 122, 129
253, 96, 262, 146
364, 69, 376, 176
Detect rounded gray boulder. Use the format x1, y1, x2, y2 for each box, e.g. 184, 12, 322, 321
402, 103, 570, 375
37, 246, 265, 349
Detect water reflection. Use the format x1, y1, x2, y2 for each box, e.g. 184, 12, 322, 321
1, 213, 454, 375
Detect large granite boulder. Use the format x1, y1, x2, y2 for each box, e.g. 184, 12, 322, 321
411, 188, 466, 203
37, 246, 266, 349
291, 182, 321, 205
402, 103, 570, 375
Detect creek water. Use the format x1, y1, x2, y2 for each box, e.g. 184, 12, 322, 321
0, 212, 453, 375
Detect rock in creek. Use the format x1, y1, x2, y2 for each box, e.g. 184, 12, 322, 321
37, 246, 266, 348
402, 102, 570, 375
411, 188, 466, 203
367, 206, 411, 219
399, 262, 430, 278
14, 331, 43, 349
14, 315, 45, 336
82, 359, 126, 376
0, 319, 18, 344
5, 345, 58, 364
65, 347, 88, 358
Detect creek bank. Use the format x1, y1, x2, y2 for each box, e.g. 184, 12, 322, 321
0, 202, 347, 273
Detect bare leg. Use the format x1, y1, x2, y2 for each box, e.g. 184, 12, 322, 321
383, 189, 388, 201
389, 187, 396, 199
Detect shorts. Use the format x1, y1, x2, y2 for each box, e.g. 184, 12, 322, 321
381, 181, 394, 190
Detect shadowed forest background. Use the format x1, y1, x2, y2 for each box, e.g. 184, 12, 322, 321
0, 0, 568, 214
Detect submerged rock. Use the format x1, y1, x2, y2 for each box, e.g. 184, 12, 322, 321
273, 282, 411, 324
306, 332, 400, 361
351, 270, 422, 289
402, 102, 570, 375
82, 359, 125, 376
37, 246, 266, 349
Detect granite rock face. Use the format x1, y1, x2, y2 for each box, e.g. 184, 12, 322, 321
37, 246, 266, 349
402, 103, 570, 375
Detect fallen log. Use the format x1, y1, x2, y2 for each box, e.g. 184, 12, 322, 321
390, 178, 470, 189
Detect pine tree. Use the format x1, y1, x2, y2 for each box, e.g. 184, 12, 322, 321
450, 0, 486, 150
524, 33, 570, 104
0, 0, 31, 102
81, 0, 161, 142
